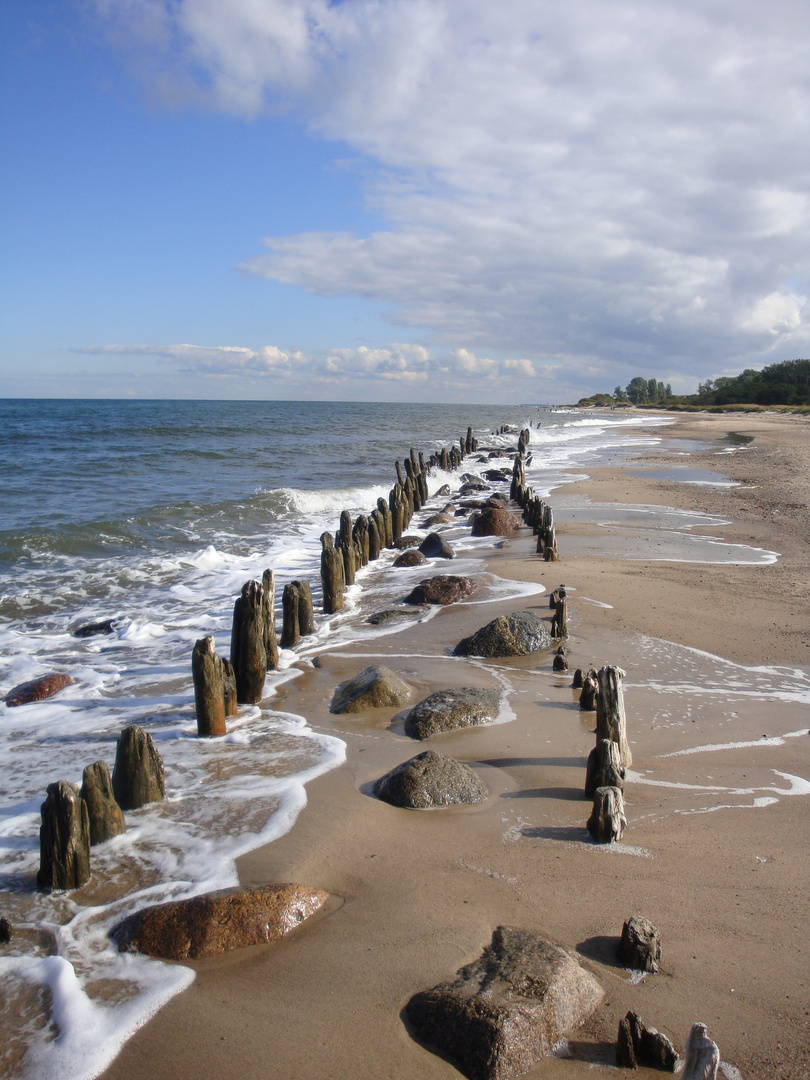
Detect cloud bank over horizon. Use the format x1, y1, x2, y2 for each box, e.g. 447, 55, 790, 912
25, 0, 810, 399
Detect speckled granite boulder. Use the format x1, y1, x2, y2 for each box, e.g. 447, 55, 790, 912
406, 926, 604, 1080
404, 688, 501, 740
454, 611, 550, 657
374, 751, 488, 808
330, 665, 411, 714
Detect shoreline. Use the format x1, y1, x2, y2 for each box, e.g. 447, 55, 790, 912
98, 411, 809, 1080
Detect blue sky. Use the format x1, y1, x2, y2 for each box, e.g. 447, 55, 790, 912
2, 1, 809, 402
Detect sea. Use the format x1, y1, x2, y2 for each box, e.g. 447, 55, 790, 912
0, 399, 797, 1080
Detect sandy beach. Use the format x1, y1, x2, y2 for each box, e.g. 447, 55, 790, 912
99, 411, 810, 1080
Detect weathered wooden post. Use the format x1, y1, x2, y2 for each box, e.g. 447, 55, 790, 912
465, 426, 473, 453
261, 569, 279, 672
596, 665, 632, 766
579, 668, 599, 710
112, 725, 165, 810
81, 761, 126, 845
353, 515, 370, 566
368, 512, 383, 559
230, 579, 267, 704
377, 496, 394, 546
320, 532, 345, 613
192, 634, 235, 736
440, 447, 450, 471
281, 582, 301, 648
585, 739, 625, 798
37, 781, 91, 891
418, 452, 429, 501
294, 579, 315, 635
587, 786, 626, 843
551, 597, 568, 639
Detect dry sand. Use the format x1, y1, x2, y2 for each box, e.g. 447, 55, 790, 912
100, 411, 810, 1080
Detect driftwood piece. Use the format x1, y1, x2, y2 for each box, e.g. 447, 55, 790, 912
37, 780, 91, 892
587, 785, 626, 843
585, 739, 625, 798
596, 665, 632, 766
230, 579, 267, 704
683, 1023, 719, 1080
192, 635, 233, 736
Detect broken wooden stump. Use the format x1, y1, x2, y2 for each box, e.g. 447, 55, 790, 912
320, 532, 345, 614
81, 761, 125, 845
619, 915, 661, 974
596, 664, 632, 766
585, 739, 625, 799
586, 785, 626, 843
261, 568, 279, 671
579, 668, 598, 710
683, 1023, 719, 1080
230, 579, 267, 704
192, 634, 236, 736
37, 780, 91, 892
112, 725, 165, 811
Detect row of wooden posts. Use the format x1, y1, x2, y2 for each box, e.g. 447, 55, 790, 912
191, 428, 480, 737
509, 440, 559, 561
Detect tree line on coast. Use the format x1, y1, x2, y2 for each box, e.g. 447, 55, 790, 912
575, 357, 810, 411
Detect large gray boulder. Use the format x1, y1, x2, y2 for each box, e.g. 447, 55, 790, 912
112, 883, 328, 960
406, 926, 604, 1080
404, 688, 501, 740
330, 665, 411, 714
454, 611, 550, 658
470, 508, 521, 536
405, 575, 478, 606
374, 751, 488, 808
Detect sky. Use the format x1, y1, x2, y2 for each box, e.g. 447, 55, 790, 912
1, 0, 809, 403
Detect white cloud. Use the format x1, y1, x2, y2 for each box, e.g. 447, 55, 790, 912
77, 342, 304, 375
94, 0, 810, 388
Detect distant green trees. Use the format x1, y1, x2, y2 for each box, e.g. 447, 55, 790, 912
615, 378, 672, 404
693, 359, 810, 406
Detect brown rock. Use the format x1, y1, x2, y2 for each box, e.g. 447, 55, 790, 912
5, 673, 73, 708
470, 507, 521, 536
112, 883, 328, 960
394, 550, 427, 568
406, 927, 604, 1080
405, 575, 478, 606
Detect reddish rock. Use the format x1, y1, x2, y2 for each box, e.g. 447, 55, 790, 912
394, 550, 427, 568
113, 883, 329, 960
5, 673, 73, 708
405, 575, 478, 606
471, 507, 521, 537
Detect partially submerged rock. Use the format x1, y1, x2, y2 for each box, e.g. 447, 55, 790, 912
330, 665, 411, 714
72, 619, 115, 638
113, 883, 328, 960
80, 761, 125, 846
454, 611, 551, 658
471, 507, 521, 536
37, 780, 91, 892
405, 575, 478, 606
404, 688, 501, 740
5, 673, 73, 708
393, 549, 427, 568
0, 917, 11, 943
419, 532, 455, 559
366, 607, 426, 626
619, 916, 661, 974
406, 926, 604, 1080
374, 751, 488, 808
112, 725, 165, 811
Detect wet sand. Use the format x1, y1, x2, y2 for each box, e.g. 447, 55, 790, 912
100, 410, 810, 1080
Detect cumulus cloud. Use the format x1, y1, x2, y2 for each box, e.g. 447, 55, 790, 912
93, 0, 810, 388
77, 342, 304, 376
